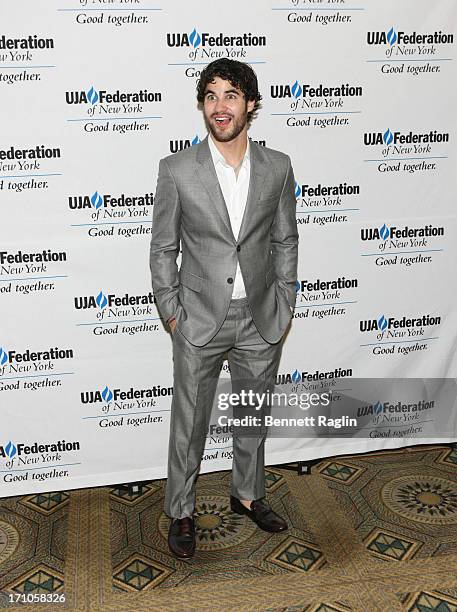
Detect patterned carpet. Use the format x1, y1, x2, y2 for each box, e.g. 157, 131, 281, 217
1, 445, 457, 610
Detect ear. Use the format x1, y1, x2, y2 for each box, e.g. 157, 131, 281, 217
247, 99, 255, 113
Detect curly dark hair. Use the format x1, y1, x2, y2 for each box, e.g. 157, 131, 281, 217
196, 59, 262, 122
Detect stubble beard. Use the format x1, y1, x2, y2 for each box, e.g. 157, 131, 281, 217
205, 111, 249, 143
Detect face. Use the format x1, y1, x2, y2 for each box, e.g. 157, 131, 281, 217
202, 76, 255, 143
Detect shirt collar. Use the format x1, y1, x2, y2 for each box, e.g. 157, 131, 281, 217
208, 134, 250, 169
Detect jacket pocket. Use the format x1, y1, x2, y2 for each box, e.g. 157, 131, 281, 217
179, 269, 203, 293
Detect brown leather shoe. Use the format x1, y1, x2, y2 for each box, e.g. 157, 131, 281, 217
230, 496, 288, 533
168, 517, 196, 559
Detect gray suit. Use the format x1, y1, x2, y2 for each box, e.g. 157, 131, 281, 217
150, 137, 298, 518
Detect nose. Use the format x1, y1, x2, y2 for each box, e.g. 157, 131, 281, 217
214, 97, 227, 113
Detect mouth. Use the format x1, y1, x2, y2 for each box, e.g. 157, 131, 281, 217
213, 114, 232, 127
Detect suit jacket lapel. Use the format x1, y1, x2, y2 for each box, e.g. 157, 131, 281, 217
195, 136, 268, 243
195, 137, 235, 240
237, 140, 268, 242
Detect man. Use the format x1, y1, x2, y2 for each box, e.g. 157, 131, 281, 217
150, 59, 298, 559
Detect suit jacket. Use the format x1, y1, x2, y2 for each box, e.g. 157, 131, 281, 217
149, 136, 299, 346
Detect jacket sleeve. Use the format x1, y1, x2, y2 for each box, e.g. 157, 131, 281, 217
270, 156, 299, 309
149, 158, 181, 322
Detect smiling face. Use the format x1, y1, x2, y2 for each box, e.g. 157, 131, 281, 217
202, 77, 255, 143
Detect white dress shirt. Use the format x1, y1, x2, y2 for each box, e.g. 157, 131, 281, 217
208, 135, 250, 299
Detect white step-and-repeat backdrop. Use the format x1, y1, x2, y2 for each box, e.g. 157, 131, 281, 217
1, 0, 456, 497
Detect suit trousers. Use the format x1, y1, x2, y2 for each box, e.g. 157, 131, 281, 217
164, 297, 283, 519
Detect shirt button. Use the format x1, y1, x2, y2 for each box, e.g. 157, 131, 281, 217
227, 277, 233, 284
236, 245, 241, 252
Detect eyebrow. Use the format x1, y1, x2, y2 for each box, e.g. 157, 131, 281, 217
204, 88, 240, 96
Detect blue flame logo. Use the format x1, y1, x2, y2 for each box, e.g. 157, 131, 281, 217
387, 27, 397, 46
295, 280, 300, 293
291, 80, 302, 99
383, 128, 393, 146
294, 181, 301, 199
189, 28, 201, 48
96, 291, 108, 310
377, 315, 388, 331
90, 191, 103, 210
4, 441, 17, 460
374, 401, 383, 415
0, 347, 7, 366
380, 223, 390, 241
87, 86, 99, 105
191, 134, 201, 146
102, 386, 113, 402
291, 369, 301, 383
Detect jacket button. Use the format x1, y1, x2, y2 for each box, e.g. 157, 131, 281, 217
227, 277, 233, 284
236, 245, 241, 252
